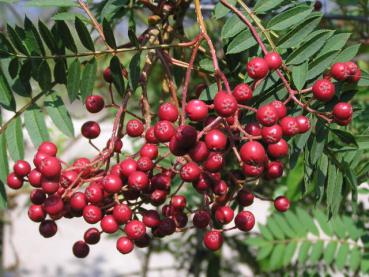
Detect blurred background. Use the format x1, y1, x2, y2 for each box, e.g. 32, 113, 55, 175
1, 0, 369, 276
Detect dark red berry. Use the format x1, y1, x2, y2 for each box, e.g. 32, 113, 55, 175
193, 210, 211, 228
137, 156, 154, 172
171, 195, 187, 210
120, 158, 138, 177
28, 205, 45, 222
38, 141, 57, 156
332, 102, 352, 120
266, 161, 284, 179
215, 206, 234, 224
212, 180, 229, 196
81, 121, 101, 139
180, 162, 201, 182
39, 220, 57, 238
83, 205, 102, 224
145, 127, 158, 143
270, 100, 287, 119
60, 170, 78, 188
280, 116, 299, 137
126, 119, 144, 137
103, 67, 113, 82
242, 164, 264, 177
70, 192, 87, 211
205, 129, 227, 151
189, 141, 209, 162
7, 172, 23, 189
28, 169, 42, 187
203, 152, 224, 172
142, 210, 161, 228
30, 189, 46, 205
128, 171, 149, 191
331, 62, 348, 81
84, 228, 101, 245
13, 160, 31, 177
267, 139, 289, 158
73, 240, 90, 258
41, 177, 60, 194
261, 124, 282, 144
235, 211, 255, 231
175, 125, 197, 149
237, 190, 254, 206
100, 215, 119, 233
102, 174, 123, 193
274, 196, 290, 212
85, 95, 105, 113
295, 115, 311, 133
43, 195, 64, 216
39, 156, 61, 178
85, 183, 104, 204
113, 204, 132, 224
245, 122, 262, 136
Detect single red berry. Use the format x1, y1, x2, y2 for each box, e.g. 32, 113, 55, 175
295, 115, 311, 133
72, 158, 90, 176
261, 125, 283, 144
28, 205, 45, 222
349, 68, 361, 82
128, 171, 149, 191
39, 220, 57, 238
266, 161, 284, 179
154, 120, 176, 142
70, 192, 87, 211
28, 169, 42, 187
171, 195, 187, 210
158, 102, 179, 122
142, 210, 161, 228
137, 156, 154, 172
60, 170, 78, 188
280, 116, 299, 137
312, 79, 335, 102
41, 177, 60, 194
39, 156, 61, 178
256, 105, 278, 126
33, 151, 49, 170
235, 211, 255, 231
267, 139, 289, 158
85, 95, 105, 113
38, 141, 57, 156
30, 189, 46, 205
180, 162, 201, 182
212, 180, 229, 196
346, 61, 358, 76
124, 220, 146, 240
213, 91, 238, 117
203, 152, 224, 172
192, 174, 211, 193
242, 164, 264, 177
169, 136, 188, 156
73, 240, 90, 258
237, 190, 254, 206
245, 122, 262, 136
331, 63, 348, 81
240, 141, 266, 165
175, 125, 197, 149
265, 52, 282, 70
43, 195, 64, 216
120, 158, 138, 177
81, 121, 101, 139
85, 183, 104, 204
332, 102, 353, 120
189, 141, 209, 162
116, 236, 134, 254
13, 160, 31, 177
193, 210, 211, 228
270, 100, 287, 119
101, 215, 119, 233
174, 212, 188, 228
203, 230, 223, 251
205, 129, 227, 150
102, 174, 123, 193
156, 218, 176, 237
274, 196, 290, 212
150, 189, 168, 206
314, 0, 322, 11
103, 67, 113, 82
145, 127, 158, 143
151, 173, 171, 191
113, 204, 132, 224
233, 83, 253, 103
126, 119, 144, 137
134, 234, 151, 248
186, 100, 209, 121
335, 117, 352, 126
247, 57, 269, 79
84, 228, 101, 245
7, 172, 23, 189
83, 204, 103, 224
215, 206, 234, 225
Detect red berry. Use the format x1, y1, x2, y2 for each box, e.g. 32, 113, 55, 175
349, 68, 361, 82
154, 120, 176, 142
237, 190, 254, 206
212, 180, 229, 196
266, 161, 284, 179
186, 100, 208, 121
203, 152, 224, 172
267, 139, 289, 158
247, 57, 269, 79
235, 211, 255, 231
346, 61, 358, 76
171, 195, 187, 210
38, 141, 57, 156
137, 156, 154, 172
33, 151, 49, 169
116, 236, 134, 254
41, 177, 60, 194
175, 125, 197, 149
245, 122, 262, 136
274, 196, 290, 212
126, 119, 144, 137
70, 192, 87, 211
28, 205, 46, 222
264, 52, 282, 70
60, 170, 78, 188
142, 210, 160, 228
180, 162, 201, 182
102, 174, 123, 193
73, 240, 90, 258
28, 169, 42, 187
81, 121, 101, 139
295, 115, 311, 133
150, 189, 168, 206
39, 156, 61, 178
107, 138, 123, 153
39, 220, 57, 238
331, 62, 348, 81
157, 218, 176, 236
215, 206, 234, 224
103, 67, 113, 82
193, 174, 211, 192
85, 95, 105, 113
7, 172, 23, 189
332, 102, 353, 120
169, 136, 187, 156
242, 164, 264, 177
158, 102, 179, 122
213, 91, 238, 117
30, 189, 46, 204
240, 141, 266, 165
314, 0, 322, 11
101, 215, 119, 233
13, 160, 31, 177
73, 158, 90, 176
261, 125, 283, 144
233, 83, 253, 103
256, 105, 278, 126
151, 173, 171, 190
135, 234, 151, 248
270, 100, 287, 119
85, 183, 104, 204
84, 228, 101, 245
145, 127, 158, 143
189, 141, 209, 162
120, 158, 138, 177
312, 79, 335, 102
193, 210, 211, 228
203, 230, 223, 251
83, 204, 103, 224
335, 117, 352, 126
124, 220, 146, 240
113, 204, 132, 224
205, 129, 227, 150
280, 116, 299, 137
128, 171, 149, 191
43, 195, 64, 216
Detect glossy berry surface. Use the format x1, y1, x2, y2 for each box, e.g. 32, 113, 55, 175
186, 100, 208, 121
256, 105, 278, 126
235, 211, 255, 231
264, 52, 282, 70
213, 91, 238, 117
81, 121, 101, 139
312, 79, 335, 102
126, 119, 144, 137
233, 83, 253, 103
203, 231, 223, 251
158, 102, 179, 122
85, 95, 105, 113
247, 57, 269, 79
205, 129, 227, 150
274, 196, 290, 212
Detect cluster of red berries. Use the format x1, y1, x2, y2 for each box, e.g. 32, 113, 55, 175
6, 51, 359, 257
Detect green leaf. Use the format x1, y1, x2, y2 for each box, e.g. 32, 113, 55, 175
24, 16, 45, 56
273, 214, 296, 238
335, 243, 349, 270
331, 216, 346, 239
129, 53, 141, 92
101, 0, 129, 21
334, 44, 361, 63
110, 56, 125, 95
226, 29, 258, 54
310, 241, 324, 263
254, 0, 283, 13
313, 209, 333, 236
256, 243, 273, 260
213, 0, 236, 19
102, 19, 117, 49
55, 21, 77, 53
0, 133, 9, 182
199, 59, 214, 73
37, 61, 52, 90
38, 20, 57, 54
323, 241, 338, 264
52, 12, 89, 22
331, 129, 358, 146
267, 5, 312, 31
45, 94, 74, 137
318, 33, 351, 57
24, 104, 50, 147
295, 208, 319, 236
284, 210, 307, 237
350, 247, 362, 272
269, 244, 285, 269
287, 30, 334, 65
278, 14, 322, 49
75, 17, 95, 51
283, 241, 297, 266
298, 241, 311, 263
80, 58, 97, 102
326, 163, 337, 213
259, 224, 273, 241
54, 60, 67, 85
0, 65, 15, 111
292, 61, 308, 91
26, 0, 77, 7
268, 217, 285, 240
67, 59, 81, 102
221, 14, 248, 39
7, 24, 29, 55
5, 117, 24, 161
307, 51, 339, 80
